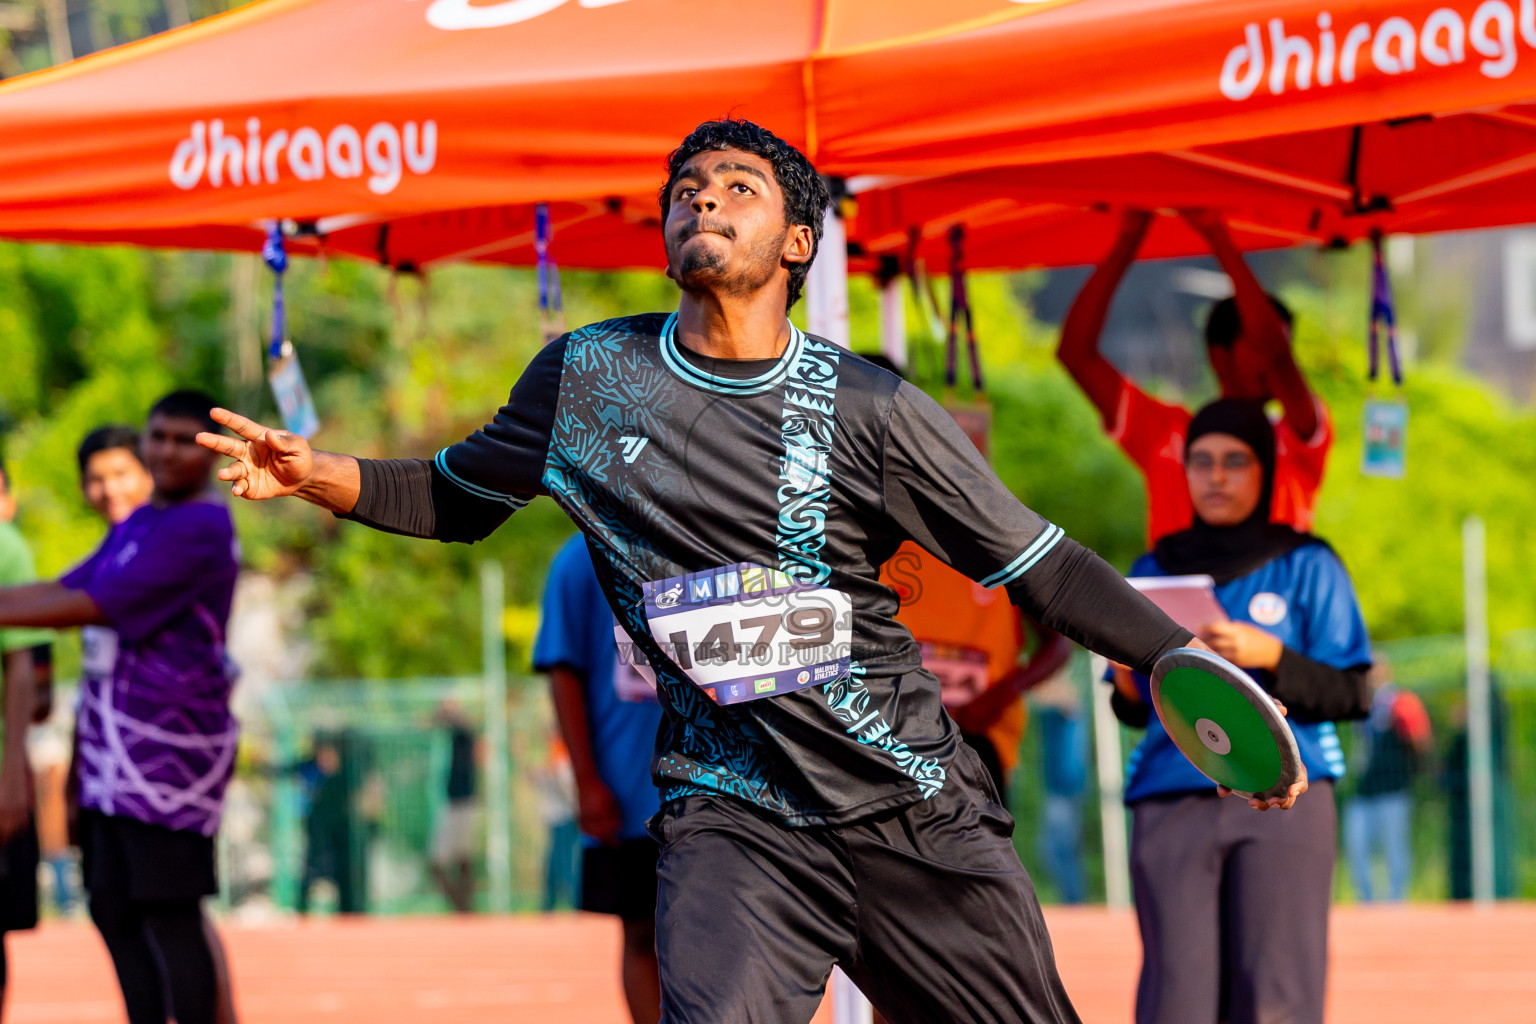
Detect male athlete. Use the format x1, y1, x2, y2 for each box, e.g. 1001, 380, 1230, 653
200, 119, 1301, 1023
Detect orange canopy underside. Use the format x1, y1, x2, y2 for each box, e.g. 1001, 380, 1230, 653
4, 0, 1536, 269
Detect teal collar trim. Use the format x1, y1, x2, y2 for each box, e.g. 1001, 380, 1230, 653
658, 311, 804, 397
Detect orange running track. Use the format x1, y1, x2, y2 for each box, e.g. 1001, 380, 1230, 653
6, 905, 1535, 1023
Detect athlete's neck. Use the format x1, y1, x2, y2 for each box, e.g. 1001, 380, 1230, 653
673, 289, 792, 361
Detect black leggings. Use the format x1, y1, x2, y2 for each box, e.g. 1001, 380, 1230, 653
88, 891, 217, 1024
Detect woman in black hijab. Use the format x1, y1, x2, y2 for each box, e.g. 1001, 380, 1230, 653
1112, 398, 1373, 1024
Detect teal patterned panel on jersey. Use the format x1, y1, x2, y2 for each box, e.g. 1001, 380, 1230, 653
775, 335, 841, 586
542, 314, 807, 820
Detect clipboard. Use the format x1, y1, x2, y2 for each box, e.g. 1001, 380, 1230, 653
1128, 575, 1229, 633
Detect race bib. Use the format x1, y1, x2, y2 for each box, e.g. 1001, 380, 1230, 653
638, 562, 852, 705
920, 643, 991, 709
80, 626, 119, 680
612, 618, 660, 703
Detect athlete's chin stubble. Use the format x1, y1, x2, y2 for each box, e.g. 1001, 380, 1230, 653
673, 229, 786, 299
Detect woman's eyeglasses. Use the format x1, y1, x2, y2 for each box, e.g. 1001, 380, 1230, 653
1186, 452, 1256, 474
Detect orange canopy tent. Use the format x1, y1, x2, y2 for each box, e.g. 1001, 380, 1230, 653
6, 0, 1536, 270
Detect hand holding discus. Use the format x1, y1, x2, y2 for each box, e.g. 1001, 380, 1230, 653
196, 408, 362, 513
1160, 641, 1308, 812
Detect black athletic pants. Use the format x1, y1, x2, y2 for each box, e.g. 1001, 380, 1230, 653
652, 747, 1081, 1024
80, 812, 218, 1024
88, 890, 217, 1024
1129, 782, 1336, 1024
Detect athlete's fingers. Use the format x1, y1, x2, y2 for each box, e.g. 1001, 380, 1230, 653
209, 407, 273, 443
265, 429, 306, 454
197, 432, 248, 458
218, 462, 248, 483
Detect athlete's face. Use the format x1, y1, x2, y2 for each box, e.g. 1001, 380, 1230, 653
663, 149, 813, 303
0, 472, 13, 524
1186, 433, 1263, 527
81, 447, 154, 525
143, 413, 219, 502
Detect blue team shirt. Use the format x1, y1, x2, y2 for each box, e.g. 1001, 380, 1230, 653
1122, 542, 1371, 803
533, 534, 664, 843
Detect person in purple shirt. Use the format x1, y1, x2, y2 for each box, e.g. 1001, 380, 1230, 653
0, 392, 239, 1024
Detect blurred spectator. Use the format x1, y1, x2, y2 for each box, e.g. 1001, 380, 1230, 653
29, 719, 75, 914
534, 534, 663, 1023
0, 457, 46, 1013
0, 393, 241, 1024
1344, 662, 1432, 902
72, 423, 239, 1024
430, 700, 479, 914
536, 739, 580, 913
296, 736, 367, 915
1110, 399, 1371, 1024
1444, 688, 1518, 900
1031, 673, 1088, 905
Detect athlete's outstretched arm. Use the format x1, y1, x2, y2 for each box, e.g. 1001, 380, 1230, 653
200, 340, 563, 544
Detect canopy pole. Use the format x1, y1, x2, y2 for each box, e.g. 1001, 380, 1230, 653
1463, 516, 1495, 905
877, 255, 905, 370
806, 202, 849, 348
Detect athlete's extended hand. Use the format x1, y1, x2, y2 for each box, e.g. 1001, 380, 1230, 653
1217, 697, 1309, 811
197, 408, 315, 500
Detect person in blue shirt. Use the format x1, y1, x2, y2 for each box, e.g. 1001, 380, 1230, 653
533, 534, 665, 1024
1110, 398, 1372, 1024
1033, 675, 1088, 905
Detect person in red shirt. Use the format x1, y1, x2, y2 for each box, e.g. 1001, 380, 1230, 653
1057, 208, 1330, 545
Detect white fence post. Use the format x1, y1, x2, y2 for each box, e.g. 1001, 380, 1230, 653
1463, 516, 1495, 905
481, 561, 513, 913
1090, 654, 1132, 909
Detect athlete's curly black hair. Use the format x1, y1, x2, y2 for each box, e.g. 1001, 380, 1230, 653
659, 119, 829, 311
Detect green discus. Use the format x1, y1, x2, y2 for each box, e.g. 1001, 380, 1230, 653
1150, 647, 1302, 802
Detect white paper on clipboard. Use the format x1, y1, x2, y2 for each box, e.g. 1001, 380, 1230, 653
1128, 575, 1229, 634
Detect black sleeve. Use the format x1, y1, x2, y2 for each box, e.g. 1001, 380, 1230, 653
1269, 647, 1372, 724
1005, 538, 1193, 678
881, 381, 1191, 677
342, 338, 563, 544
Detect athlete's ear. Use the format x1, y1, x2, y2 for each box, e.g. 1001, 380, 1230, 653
782, 224, 814, 266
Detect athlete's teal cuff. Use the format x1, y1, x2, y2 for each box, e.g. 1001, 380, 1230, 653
979, 524, 1065, 589
434, 448, 531, 509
